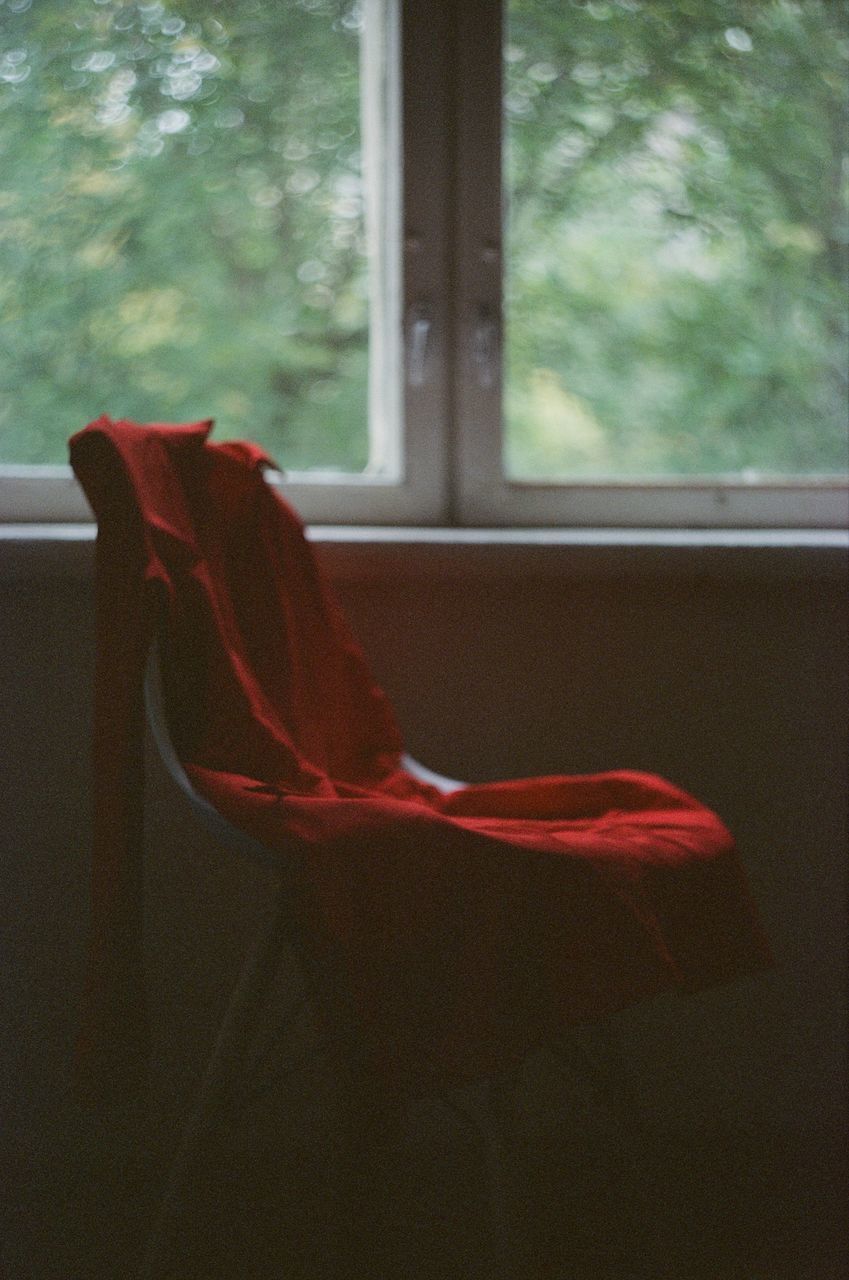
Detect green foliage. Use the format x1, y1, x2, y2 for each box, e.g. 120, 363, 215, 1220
0, 0, 368, 467
0, 0, 847, 477
505, 0, 849, 476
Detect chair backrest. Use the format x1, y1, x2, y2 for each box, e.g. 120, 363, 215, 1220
69, 417, 405, 795
144, 639, 283, 874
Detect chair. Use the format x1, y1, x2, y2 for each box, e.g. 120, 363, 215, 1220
68, 416, 771, 1278
142, 642, 516, 1277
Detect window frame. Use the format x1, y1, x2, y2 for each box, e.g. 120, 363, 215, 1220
449, 0, 849, 530
0, 0, 846, 530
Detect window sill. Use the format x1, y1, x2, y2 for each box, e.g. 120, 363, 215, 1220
1, 522, 846, 583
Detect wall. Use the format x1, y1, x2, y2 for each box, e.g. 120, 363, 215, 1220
1, 540, 846, 1277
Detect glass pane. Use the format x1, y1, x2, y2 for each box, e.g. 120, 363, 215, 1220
505, 0, 849, 480
0, 0, 392, 472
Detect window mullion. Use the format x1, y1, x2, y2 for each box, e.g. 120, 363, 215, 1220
399, 0, 454, 524
451, 0, 505, 527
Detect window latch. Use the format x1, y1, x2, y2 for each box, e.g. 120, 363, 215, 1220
406, 303, 432, 387
473, 305, 499, 389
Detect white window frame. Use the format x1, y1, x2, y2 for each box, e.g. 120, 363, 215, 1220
1, 0, 847, 529
449, 0, 848, 530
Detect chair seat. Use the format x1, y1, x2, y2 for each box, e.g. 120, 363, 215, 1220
187, 757, 767, 1094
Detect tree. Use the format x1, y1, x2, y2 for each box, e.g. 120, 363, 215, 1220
0, 0, 369, 467
1, 0, 847, 476
505, 0, 849, 476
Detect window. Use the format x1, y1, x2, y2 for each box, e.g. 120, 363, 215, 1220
1, 0, 847, 527
0, 0, 417, 521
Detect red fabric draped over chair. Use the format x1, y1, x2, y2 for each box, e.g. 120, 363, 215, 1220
69, 416, 771, 1101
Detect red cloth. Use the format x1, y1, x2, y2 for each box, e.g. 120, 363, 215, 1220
70, 417, 771, 1099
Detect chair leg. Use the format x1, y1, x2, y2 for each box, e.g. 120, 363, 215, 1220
138, 883, 293, 1280
441, 1073, 517, 1279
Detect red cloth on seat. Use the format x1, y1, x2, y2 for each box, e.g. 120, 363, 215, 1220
69, 417, 771, 1099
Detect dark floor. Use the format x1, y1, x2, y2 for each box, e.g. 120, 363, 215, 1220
4, 1036, 847, 1280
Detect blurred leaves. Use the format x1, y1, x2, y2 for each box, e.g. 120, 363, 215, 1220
506, 0, 849, 476
0, 0, 847, 478
0, 0, 368, 467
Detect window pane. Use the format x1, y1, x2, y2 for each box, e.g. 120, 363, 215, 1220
505, 0, 849, 480
0, 0, 391, 472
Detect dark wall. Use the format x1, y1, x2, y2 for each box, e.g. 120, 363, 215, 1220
1, 553, 846, 1276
